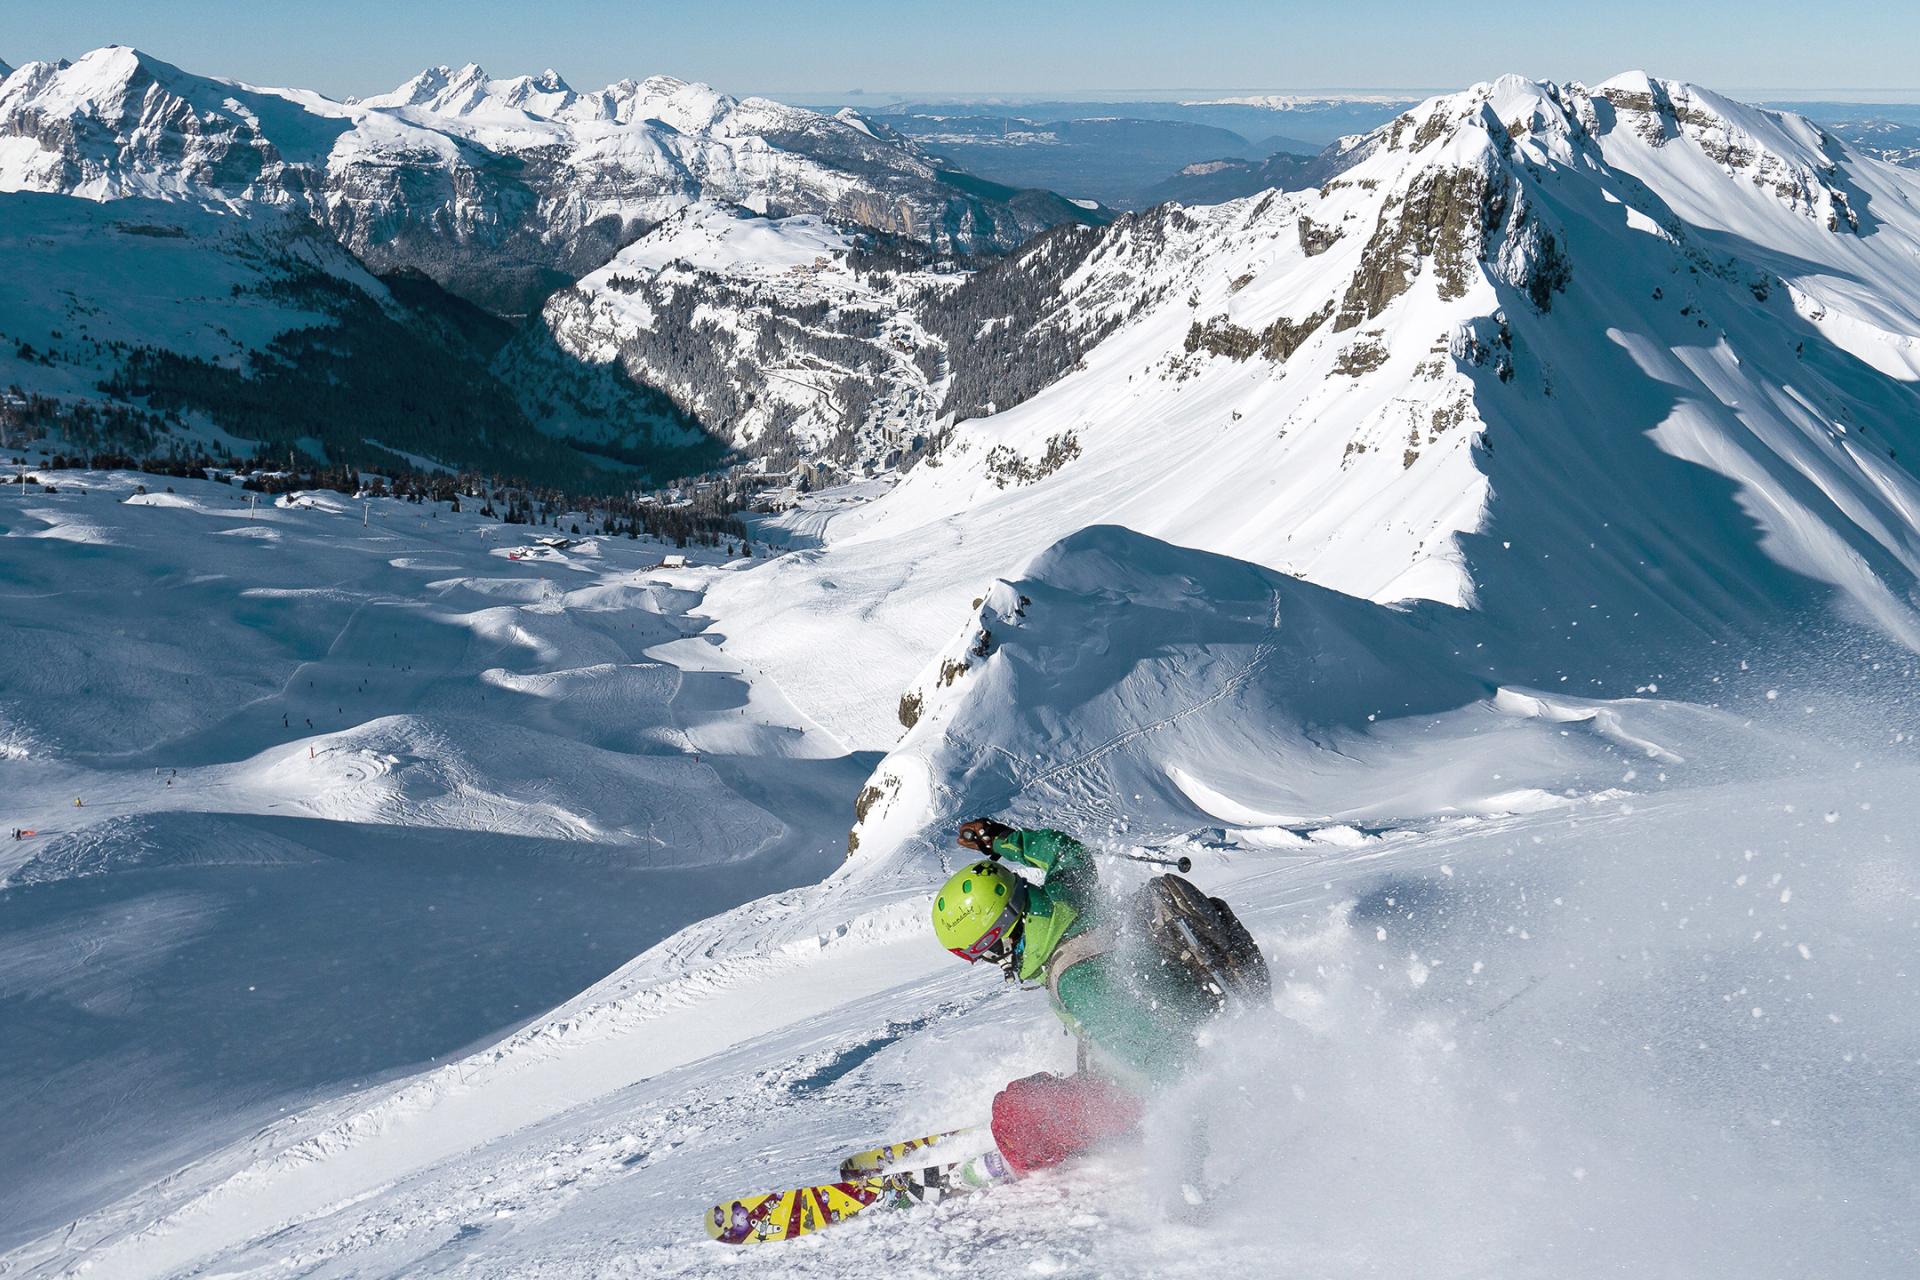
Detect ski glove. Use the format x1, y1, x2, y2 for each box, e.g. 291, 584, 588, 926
957, 818, 1014, 855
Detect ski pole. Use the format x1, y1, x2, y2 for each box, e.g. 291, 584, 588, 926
1115, 850, 1192, 873
987, 847, 1191, 873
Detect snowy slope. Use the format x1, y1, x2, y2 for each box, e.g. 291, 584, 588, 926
6, 520, 1914, 1279
0, 193, 357, 393
709, 74, 1920, 749
0, 48, 1099, 312
5, 72, 1920, 1280
0, 466, 870, 1245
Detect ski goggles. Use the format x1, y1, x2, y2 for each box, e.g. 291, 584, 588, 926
949, 901, 1022, 963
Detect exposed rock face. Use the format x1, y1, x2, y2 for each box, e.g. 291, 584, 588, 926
1183, 301, 1332, 364
1335, 158, 1507, 329
538, 205, 952, 468
1297, 215, 1341, 255
1332, 92, 1581, 334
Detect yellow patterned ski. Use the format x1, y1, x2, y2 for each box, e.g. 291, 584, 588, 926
838, 1126, 978, 1178
706, 1173, 935, 1244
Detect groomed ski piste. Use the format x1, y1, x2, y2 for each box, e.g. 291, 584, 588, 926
4, 71, 1920, 1279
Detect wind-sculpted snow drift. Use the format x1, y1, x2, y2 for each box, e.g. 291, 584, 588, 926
852, 525, 1654, 862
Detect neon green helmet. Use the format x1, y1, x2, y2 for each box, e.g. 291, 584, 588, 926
932, 860, 1026, 963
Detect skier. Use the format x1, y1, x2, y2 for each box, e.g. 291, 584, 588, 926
931, 817, 1268, 1186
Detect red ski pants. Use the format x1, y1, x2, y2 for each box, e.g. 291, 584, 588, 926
989, 1071, 1144, 1176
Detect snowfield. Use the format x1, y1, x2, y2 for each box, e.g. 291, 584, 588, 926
4, 68, 1920, 1280
4, 481, 1915, 1278
0, 470, 871, 1250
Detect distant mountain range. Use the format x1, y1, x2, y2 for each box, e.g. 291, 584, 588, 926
0, 48, 1100, 312
803, 96, 1413, 208
0, 47, 1105, 485
6, 48, 1920, 547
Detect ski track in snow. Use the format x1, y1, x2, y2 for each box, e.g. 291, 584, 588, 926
1014, 588, 1286, 798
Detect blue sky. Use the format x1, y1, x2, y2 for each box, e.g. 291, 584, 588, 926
6, 0, 1917, 100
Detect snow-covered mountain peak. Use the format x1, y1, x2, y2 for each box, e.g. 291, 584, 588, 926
833, 106, 880, 138
0, 46, 1090, 311
1326, 69, 1888, 341
8, 44, 179, 117
356, 60, 581, 119
1524, 73, 1867, 234
573, 74, 740, 132
490, 67, 575, 114
1365, 74, 1589, 168
0, 57, 64, 108
353, 62, 466, 108
1373, 71, 1847, 184
1592, 72, 1809, 156
355, 62, 783, 135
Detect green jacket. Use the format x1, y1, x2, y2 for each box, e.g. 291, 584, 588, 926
988, 828, 1214, 1083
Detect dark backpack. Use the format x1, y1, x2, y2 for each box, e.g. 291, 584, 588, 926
1045, 873, 1271, 1016
1134, 873, 1273, 1012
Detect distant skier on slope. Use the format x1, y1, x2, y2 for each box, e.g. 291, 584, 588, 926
930, 817, 1271, 1186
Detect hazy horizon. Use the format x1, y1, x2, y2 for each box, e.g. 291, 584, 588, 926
5, 0, 1919, 105
7, 45, 1920, 111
